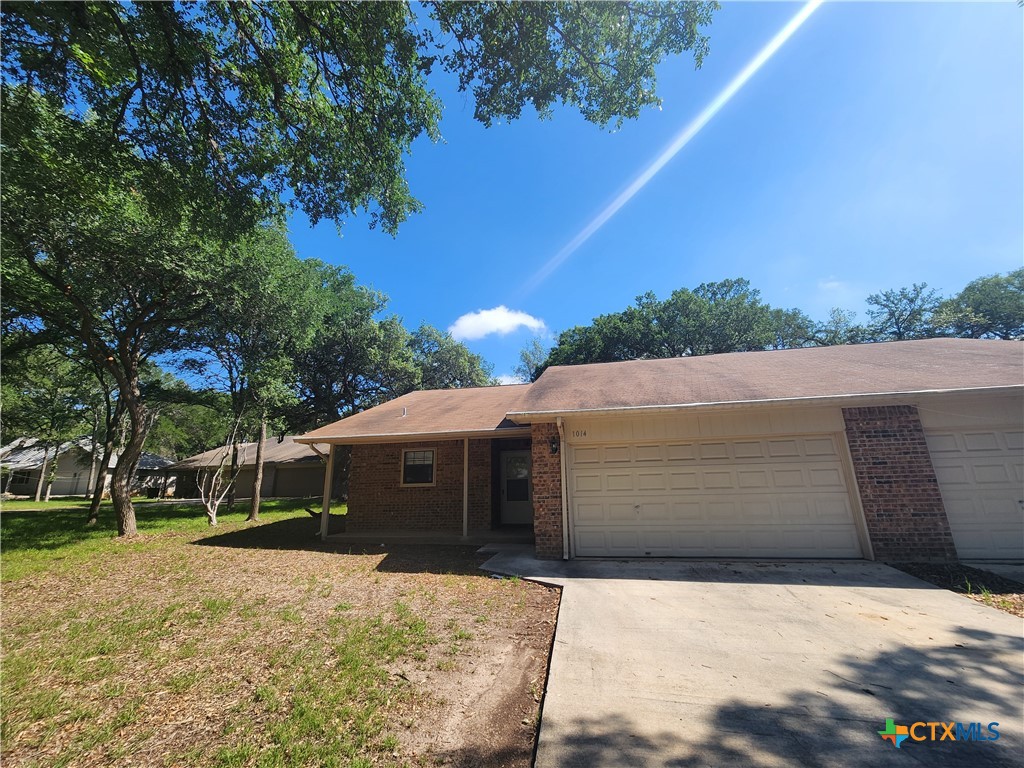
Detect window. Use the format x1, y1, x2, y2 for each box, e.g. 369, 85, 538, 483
11, 471, 30, 486
401, 449, 435, 486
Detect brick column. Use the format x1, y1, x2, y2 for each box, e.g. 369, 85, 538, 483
531, 423, 563, 560
843, 405, 957, 561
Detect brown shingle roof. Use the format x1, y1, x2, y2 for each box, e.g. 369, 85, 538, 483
170, 435, 320, 470
294, 339, 1021, 443
511, 338, 1023, 416
297, 385, 532, 444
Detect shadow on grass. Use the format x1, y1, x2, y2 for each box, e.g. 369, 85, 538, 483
0, 499, 315, 554
192, 517, 489, 575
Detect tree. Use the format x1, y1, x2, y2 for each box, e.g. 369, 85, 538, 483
2, 88, 227, 535
813, 308, 868, 347
183, 226, 325, 520
865, 283, 942, 341
933, 269, 1024, 340
767, 308, 816, 350
513, 338, 551, 383
2, 1, 717, 233
544, 278, 775, 367
289, 275, 419, 432
0, 346, 94, 501
410, 325, 494, 390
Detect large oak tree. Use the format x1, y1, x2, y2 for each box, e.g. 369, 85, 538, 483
2, 1, 717, 232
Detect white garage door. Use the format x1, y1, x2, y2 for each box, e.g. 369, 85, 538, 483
925, 428, 1024, 560
569, 435, 863, 558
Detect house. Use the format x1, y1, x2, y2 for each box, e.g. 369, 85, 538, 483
0, 437, 175, 497
296, 338, 1024, 562
171, 435, 325, 499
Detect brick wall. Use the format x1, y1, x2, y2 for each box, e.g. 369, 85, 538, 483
347, 439, 492, 532
531, 423, 563, 559
843, 405, 957, 561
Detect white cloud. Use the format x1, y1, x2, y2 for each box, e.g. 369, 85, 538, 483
448, 306, 546, 341
495, 374, 524, 386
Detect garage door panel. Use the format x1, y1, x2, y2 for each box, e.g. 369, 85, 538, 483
667, 444, 696, 461
734, 441, 765, 459
673, 501, 702, 520
703, 471, 734, 489
963, 432, 1001, 451
574, 473, 602, 492
972, 463, 1011, 484
772, 469, 805, 487
570, 433, 863, 558
637, 472, 667, 490
805, 437, 839, 456
604, 446, 632, 462
700, 443, 730, 460
767, 440, 800, 457
670, 472, 699, 490
926, 427, 1024, 560
606, 473, 633, 491
575, 502, 604, 522
741, 500, 773, 520
809, 467, 844, 488
635, 445, 663, 462
607, 503, 636, 521
736, 470, 769, 489
572, 447, 601, 464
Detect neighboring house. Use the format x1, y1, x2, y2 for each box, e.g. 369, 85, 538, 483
171, 435, 325, 499
297, 338, 1024, 562
0, 437, 175, 497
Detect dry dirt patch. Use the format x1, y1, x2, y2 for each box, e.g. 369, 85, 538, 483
2, 520, 559, 767
890, 561, 1024, 618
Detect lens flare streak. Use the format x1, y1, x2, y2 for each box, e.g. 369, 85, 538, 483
518, 0, 825, 297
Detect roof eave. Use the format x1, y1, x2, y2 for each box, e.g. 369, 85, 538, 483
506, 384, 1024, 422
295, 426, 532, 445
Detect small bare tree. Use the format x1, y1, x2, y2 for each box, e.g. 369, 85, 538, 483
197, 424, 244, 526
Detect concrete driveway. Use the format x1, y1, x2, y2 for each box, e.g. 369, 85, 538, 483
482, 555, 1023, 767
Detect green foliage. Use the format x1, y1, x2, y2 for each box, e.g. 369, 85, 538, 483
0, 346, 95, 446
410, 324, 494, 390
813, 307, 868, 347
1, 86, 232, 532
183, 225, 326, 437
432, 2, 716, 128
288, 269, 418, 431
2, 1, 718, 232
865, 282, 942, 341
933, 269, 1024, 340
544, 278, 776, 367
513, 337, 552, 383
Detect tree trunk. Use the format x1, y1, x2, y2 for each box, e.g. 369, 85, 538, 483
248, 414, 266, 522
86, 439, 115, 526
34, 444, 50, 502
87, 396, 122, 527
227, 440, 238, 514
110, 397, 146, 537
87, 410, 101, 499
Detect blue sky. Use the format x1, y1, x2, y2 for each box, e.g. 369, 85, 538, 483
287, 1, 1023, 382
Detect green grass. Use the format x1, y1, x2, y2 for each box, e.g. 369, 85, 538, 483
0, 499, 431, 768
0, 498, 341, 582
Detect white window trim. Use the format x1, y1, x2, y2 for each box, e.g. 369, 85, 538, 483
400, 448, 436, 487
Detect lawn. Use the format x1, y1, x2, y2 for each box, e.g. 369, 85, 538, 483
1, 500, 559, 767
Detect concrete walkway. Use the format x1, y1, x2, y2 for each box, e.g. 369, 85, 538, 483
482, 554, 1024, 767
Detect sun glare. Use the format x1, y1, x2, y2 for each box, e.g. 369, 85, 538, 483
517, 0, 826, 297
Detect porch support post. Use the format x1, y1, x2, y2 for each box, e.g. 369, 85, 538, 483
462, 438, 469, 538
320, 444, 335, 542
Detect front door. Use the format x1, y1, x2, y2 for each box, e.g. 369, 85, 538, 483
500, 451, 533, 525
